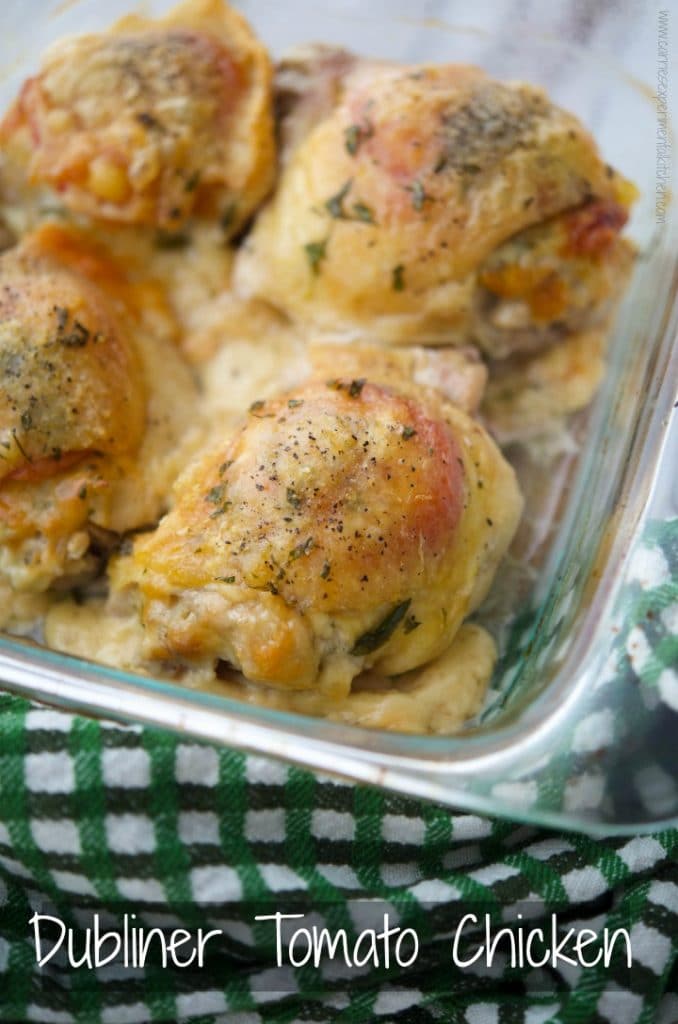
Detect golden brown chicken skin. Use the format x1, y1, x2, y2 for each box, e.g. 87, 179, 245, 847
113, 371, 522, 698
0, 223, 197, 593
0, 225, 143, 589
235, 59, 635, 352
0, 0, 275, 235
0, 229, 145, 483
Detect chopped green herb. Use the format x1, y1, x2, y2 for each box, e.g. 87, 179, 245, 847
326, 378, 366, 398
209, 501, 232, 519
289, 537, 315, 562
403, 614, 421, 634
155, 230, 190, 250
216, 575, 236, 584
220, 203, 237, 233
344, 120, 374, 156
320, 561, 331, 580
352, 202, 376, 224
218, 460, 233, 476
206, 484, 226, 505
402, 425, 417, 440
249, 400, 265, 413
286, 486, 302, 508
185, 170, 201, 192
346, 124, 360, 154
325, 181, 376, 224
325, 179, 353, 219
408, 179, 429, 211
345, 124, 360, 155
392, 264, 405, 291
304, 238, 328, 275
288, 398, 304, 409
265, 581, 279, 595
351, 599, 412, 656
39, 204, 67, 219
20, 411, 32, 431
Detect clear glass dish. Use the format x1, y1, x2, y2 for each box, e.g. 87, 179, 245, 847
1, 0, 676, 835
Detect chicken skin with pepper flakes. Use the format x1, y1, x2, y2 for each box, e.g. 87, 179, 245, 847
112, 368, 522, 698
0, 224, 197, 596
236, 58, 635, 356
0, 0, 275, 235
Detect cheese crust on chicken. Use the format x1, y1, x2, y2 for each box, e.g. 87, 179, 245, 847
235, 58, 635, 353
112, 370, 522, 697
0, 0, 275, 234
0, 223, 198, 594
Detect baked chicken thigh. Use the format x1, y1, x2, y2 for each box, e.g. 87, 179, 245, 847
236, 57, 635, 355
0, 223, 197, 594
0, 0, 275, 235
113, 361, 522, 697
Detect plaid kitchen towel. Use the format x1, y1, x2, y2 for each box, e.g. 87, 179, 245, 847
0, 518, 676, 1024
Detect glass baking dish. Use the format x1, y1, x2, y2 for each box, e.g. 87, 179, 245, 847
1, 0, 676, 836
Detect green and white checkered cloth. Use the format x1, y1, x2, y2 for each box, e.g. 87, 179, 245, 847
0, 519, 676, 1024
